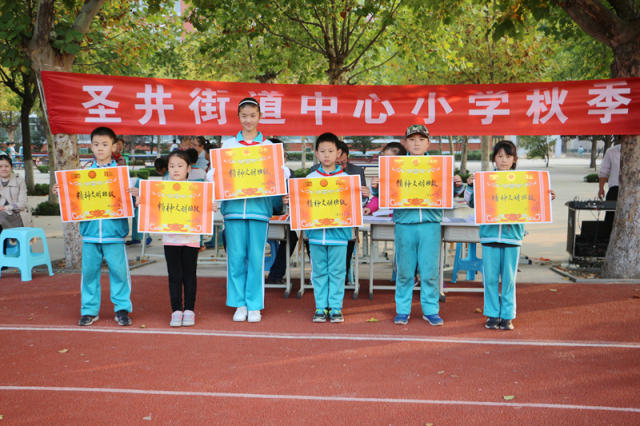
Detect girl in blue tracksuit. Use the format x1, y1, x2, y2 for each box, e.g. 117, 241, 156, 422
304, 133, 369, 323
464, 140, 555, 331
218, 98, 275, 323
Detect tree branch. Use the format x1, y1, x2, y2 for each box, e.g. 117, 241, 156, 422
346, 50, 400, 84
555, 0, 638, 46
0, 68, 25, 98
254, 16, 325, 55
343, 0, 402, 71
71, 0, 108, 35
608, 0, 638, 20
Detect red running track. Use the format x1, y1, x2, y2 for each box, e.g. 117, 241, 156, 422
1, 272, 640, 424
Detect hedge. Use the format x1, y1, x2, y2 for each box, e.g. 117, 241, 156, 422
34, 201, 60, 216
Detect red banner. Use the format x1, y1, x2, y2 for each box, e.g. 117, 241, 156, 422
41, 71, 640, 136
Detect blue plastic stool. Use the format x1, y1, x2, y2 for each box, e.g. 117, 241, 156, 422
0, 227, 54, 282
264, 240, 279, 272
451, 242, 482, 283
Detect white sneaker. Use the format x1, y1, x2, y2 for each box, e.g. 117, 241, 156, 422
170, 311, 183, 327
247, 310, 262, 323
233, 306, 248, 322
182, 310, 195, 326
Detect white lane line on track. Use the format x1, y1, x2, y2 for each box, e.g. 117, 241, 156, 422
2, 325, 640, 349
1, 386, 639, 413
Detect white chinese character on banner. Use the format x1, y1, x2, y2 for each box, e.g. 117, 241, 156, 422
135, 84, 174, 125
249, 90, 286, 124
526, 88, 568, 124
189, 88, 230, 125
353, 93, 395, 124
411, 93, 452, 124
587, 82, 631, 123
468, 91, 510, 125
300, 92, 338, 125
81, 86, 121, 123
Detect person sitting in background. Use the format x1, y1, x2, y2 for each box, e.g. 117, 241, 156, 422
0, 154, 30, 233
191, 136, 210, 171
112, 137, 127, 166
364, 142, 406, 215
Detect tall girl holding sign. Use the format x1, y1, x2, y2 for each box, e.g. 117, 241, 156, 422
219, 98, 273, 323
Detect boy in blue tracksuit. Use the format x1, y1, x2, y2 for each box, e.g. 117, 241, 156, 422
374, 125, 463, 326
464, 140, 555, 330
58, 127, 134, 326
305, 133, 369, 323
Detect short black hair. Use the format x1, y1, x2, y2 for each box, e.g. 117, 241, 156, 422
154, 157, 168, 170
381, 142, 406, 156
195, 136, 207, 147
492, 140, 518, 169
268, 138, 284, 144
0, 154, 12, 167
337, 140, 349, 156
184, 148, 199, 165
315, 132, 340, 151
90, 127, 116, 142
168, 150, 192, 166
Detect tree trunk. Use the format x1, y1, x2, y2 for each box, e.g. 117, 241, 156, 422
548, 1, 640, 278
460, 136, 469, 174
300, 136, 307, 169
55, 133, 81, 268
448, 136, 454, 156
45, 126, 57, 204
603, 136, 640, 278
589, 137, 598, 168
19, 97, 36, 193
481, 135, 491, 171
28, 0, 106, 269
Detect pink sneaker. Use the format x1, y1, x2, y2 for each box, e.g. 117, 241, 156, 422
182, 310, 195, 326
170, 311, 183, 327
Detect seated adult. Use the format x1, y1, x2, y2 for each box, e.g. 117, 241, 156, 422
0, 154, 30, 234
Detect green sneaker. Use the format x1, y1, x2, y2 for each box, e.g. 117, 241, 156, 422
330, 309, 344, 323
312, 308, 329, 323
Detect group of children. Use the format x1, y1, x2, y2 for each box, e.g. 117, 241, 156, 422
67, 97, 553, 331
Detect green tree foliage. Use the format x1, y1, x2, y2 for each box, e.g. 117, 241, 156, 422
518, 135, 553, 167
187, 0, 403, 84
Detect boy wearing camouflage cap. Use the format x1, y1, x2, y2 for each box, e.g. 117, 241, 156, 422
391, 124, 463, 326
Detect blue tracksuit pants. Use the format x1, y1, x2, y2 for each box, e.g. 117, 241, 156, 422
81, 242, 132, 316
394, 222, 441, 316
481, 245, 520, 320
225, 219, 268, 311
309, 243, 347, 310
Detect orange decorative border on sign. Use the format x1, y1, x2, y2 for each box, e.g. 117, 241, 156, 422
56, 166, 133, 222
289, 175, 362, 231
474, 170, 552, 224
212, 144, 286, 200
379, 155, 453, 209
138, 180, 214, 234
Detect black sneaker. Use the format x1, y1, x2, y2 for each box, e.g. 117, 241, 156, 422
330, 309, 344, 323
78, 315, 98, 326
312, 308, 329, 323
499, 319, 514, 330
125, 240, 141, 246
485, 317, 500, 329
115, 310, 132, 326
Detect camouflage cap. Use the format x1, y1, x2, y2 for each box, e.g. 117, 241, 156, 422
405, 124, 429, 138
